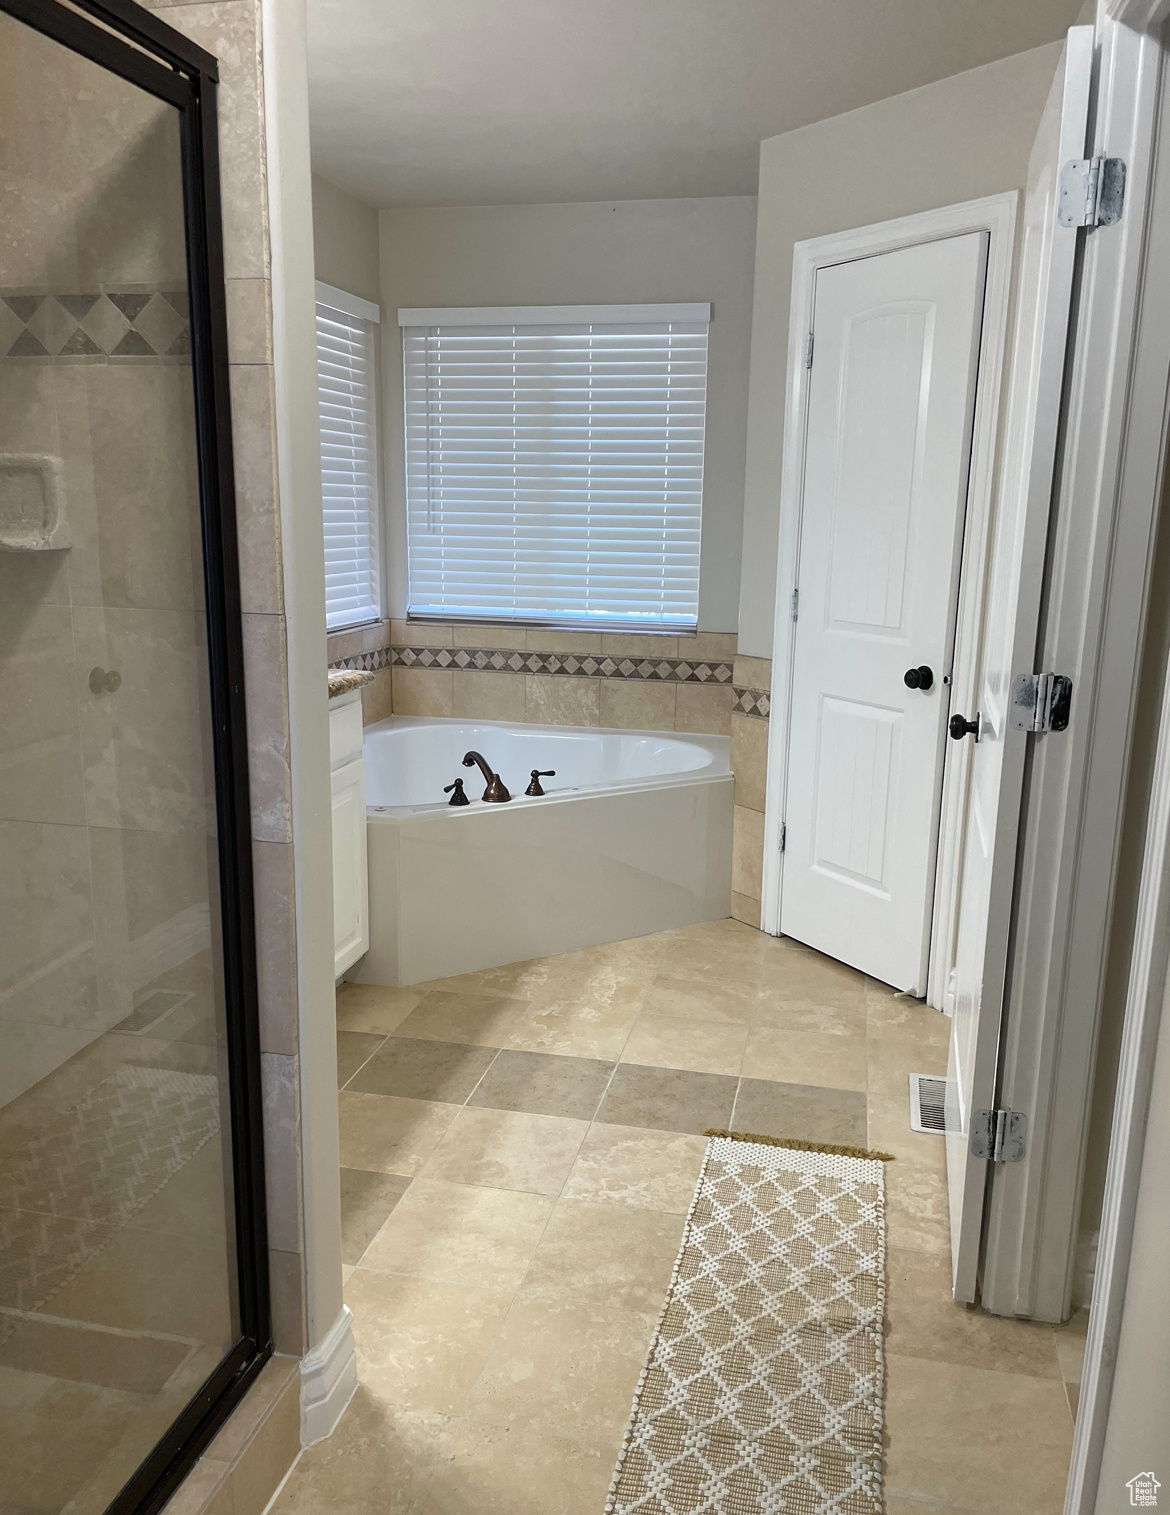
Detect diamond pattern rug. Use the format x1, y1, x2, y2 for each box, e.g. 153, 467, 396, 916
605, 1135, 888, 1515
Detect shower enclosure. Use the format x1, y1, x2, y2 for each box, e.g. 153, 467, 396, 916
0, 2, 269, 1512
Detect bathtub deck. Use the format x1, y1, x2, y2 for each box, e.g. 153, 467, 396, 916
273, 918, 1083, 1515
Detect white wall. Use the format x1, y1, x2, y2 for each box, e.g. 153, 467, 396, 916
1094, 970, 1170, 1507
311, 170, 380, 305
378, 196, 758, 632
736, 42, 1063, 656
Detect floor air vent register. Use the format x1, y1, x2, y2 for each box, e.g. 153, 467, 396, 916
909, 1073, 947, 1133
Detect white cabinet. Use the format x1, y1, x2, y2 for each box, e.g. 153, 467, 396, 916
329, 689, 368, 977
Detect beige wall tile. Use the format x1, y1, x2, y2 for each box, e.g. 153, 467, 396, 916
360, 668, 394, 724
599, 679, 677, 732
452, 671, 526, 722
206, 1356, 299, 1464
329, 619, 391, 663
253, 839, 297, 1055
686, 632, 737, 660
600, 633, 678, 657
268, 1246, 307, 1356
225, 278, 272, 365
155, 3, 268, 280
730, 891, 761, 927
392, 668, 453, 716
457, 623, 527, 649
159, 1457, 231, 1515
732, 804, 765, 901
230, 364, 282, 615
675, 682, 734, 735
392, 620, 452, 647
261, 1052, 301, 1254
74, 605, 211, 834
733, 654, 772, 690
529, 629, 603, 654
730, 711, 769, 811
152, 2, 267, 280
525, 675, 599, 727
219, 1361, 301, 1515
0, 599, 85, 825
243, 612, 293, 843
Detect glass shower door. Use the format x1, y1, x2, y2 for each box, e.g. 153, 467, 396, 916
0, 4, 267, 1512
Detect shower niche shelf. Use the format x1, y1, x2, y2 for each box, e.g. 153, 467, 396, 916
0, 453, 70, 550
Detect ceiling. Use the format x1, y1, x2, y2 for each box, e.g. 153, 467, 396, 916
307, 0, 1084, 208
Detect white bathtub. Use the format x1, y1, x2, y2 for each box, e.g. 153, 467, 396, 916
352, 716, 733, 986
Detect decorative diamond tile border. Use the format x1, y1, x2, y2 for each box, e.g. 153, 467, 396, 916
1, 289, 191, 362
733, 685, 770, 719
328, 642, 735, 686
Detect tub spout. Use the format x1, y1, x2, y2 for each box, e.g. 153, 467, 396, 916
462, 750, 511, 802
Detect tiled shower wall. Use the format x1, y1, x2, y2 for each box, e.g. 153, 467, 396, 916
327, 620, 739, 735
138, 0, 309, 1363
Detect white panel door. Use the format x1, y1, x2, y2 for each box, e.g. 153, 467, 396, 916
946, 28, 1092, 1303
781, 233, 988, 992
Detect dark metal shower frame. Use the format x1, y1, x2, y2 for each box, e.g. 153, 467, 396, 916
0, 1, 273, 1511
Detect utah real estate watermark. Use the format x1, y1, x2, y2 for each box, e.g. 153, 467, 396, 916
1128, 1473, 1161, 1508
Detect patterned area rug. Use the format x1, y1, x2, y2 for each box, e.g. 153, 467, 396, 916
605, 1134, 888, 1515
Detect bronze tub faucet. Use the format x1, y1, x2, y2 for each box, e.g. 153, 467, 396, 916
462, 750, 511, 802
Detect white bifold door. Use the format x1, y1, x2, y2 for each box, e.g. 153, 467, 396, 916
945, 28, 1092, 1302
780, 233, 989, 993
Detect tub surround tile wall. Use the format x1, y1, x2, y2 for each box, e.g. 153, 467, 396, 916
326, 619, 739, 736
730, 653, 772, 927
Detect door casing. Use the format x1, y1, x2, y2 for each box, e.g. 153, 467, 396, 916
761, 193, 1018, 1013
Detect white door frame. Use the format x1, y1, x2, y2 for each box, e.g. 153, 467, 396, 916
979, 6, 1170, 1326
760, 193, 1018, 1010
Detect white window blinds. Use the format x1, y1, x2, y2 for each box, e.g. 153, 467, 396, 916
316, 283, 381, 630
400, 303, 709, 630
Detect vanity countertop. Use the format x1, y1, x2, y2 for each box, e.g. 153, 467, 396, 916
328, 668, 375, 699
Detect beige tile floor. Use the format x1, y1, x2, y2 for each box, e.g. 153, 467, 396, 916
273, 919, 1083, 1515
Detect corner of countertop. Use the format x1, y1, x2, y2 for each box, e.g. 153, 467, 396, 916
328, 668, 376, 699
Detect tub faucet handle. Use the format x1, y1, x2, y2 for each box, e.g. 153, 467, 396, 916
462, 750, 512, 802
443, 777, 471, 806
525, 769, 556, 797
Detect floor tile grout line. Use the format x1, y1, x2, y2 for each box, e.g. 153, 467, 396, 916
337, 1029, 392, 1092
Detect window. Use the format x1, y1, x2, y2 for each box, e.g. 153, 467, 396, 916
400, 303, 709, 630
316, 281, 381, 630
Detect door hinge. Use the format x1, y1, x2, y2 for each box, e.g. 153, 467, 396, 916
779, 821, 786, 853
790, 588, 799, 622
1009, 672, 1072, 733
970, 1108, 1027, 1162
805, 332, 814, 369
1058, 157, 1126, 228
